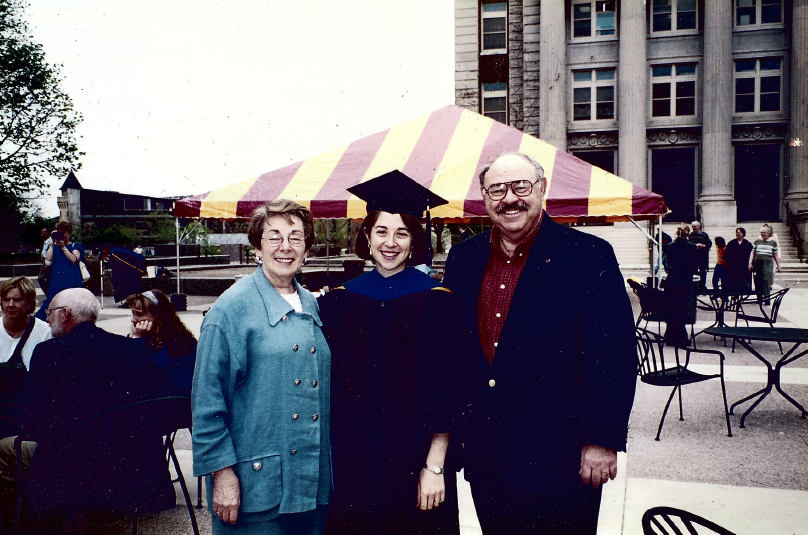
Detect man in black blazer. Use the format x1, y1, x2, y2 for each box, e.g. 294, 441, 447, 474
443, 153, 637, 534
0, 288, 160, 520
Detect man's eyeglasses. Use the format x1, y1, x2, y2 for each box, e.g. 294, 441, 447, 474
262, 233, 305, 248
45, 306, 68, 317
482, 179, 540, 201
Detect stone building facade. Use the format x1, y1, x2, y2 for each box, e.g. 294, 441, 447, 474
456, 0, 808, 225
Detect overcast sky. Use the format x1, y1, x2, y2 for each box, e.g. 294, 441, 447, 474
27, 0, 455, 217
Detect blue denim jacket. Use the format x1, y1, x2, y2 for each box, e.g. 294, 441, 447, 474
192, 267, 331, 518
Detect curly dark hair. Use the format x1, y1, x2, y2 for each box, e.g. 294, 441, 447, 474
354, 211, 426, 266
125, 289, 197, 358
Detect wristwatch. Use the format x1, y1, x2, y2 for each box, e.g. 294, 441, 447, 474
423, 464, 444, 475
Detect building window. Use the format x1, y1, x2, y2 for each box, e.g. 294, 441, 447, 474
651, 64, 697, 117
651, 0, 697, 32
572, 0, 616, 38
572, 69, 615, 121
736, 0, 782, 26
482, 2, 507, 52
483, 82, 507, 124
734, 59, 781, 113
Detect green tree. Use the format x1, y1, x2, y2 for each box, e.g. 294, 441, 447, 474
0, 0, 83, 248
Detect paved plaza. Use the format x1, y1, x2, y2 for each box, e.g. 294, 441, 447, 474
17, 274, 808, 534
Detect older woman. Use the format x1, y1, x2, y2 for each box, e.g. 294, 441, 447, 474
319, 171, 465, 535
126, 289, 197, 397
192, 200, 330, 534
749, 223, 782, 304
724, 227, 753, 291
1, 277, 52, 369
34, 220, 85, 321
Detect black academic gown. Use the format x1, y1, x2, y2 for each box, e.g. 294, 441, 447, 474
319, 268, 466, 535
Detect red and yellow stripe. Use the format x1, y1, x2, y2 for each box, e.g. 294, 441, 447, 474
176, 105, 668, 223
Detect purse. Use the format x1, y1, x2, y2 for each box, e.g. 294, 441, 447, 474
79, 260, 91, 282
0, 317, 34, 402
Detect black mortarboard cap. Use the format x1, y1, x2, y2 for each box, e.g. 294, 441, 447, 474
347, 170, 448, 218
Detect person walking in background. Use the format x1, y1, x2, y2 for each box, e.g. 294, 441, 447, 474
749, 223, 781, 304
665, 224, 699, 347
34, 221, 85, 321
192, 200, 330, 534
319, 171, 465, 535
687, 221, 711, 290
712, 237, 728, 290
126, 290, 197, 397
724, 228, 753, 291
443, 153, 636, 535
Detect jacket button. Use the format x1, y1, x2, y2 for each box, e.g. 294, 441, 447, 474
310, 347, 316, 354
292, 414, 299, 420
293, 345, 299, 352
291, 449, 297, 454
489, 379, 496, 388
294, 379, 301, 386
312, 380, 318, 387
312, 414, 319, 421
253, 461, 262, 471
282, 315, 288, 321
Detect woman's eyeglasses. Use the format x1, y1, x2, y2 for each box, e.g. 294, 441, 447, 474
482, 179, 540, 201
262, 233, 305, 248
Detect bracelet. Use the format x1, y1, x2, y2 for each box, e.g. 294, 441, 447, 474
423, 464, 444, 475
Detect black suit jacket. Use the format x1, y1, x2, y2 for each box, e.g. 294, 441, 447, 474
443, 215, 637, 493
23, 321, 157, 440
21, 322, 171, 516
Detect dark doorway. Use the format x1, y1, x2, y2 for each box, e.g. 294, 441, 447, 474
651, 147, 696, 222
734, 144, 781, 222
572, 150, 615, 174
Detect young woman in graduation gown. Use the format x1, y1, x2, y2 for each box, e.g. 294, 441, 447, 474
319, 201, 466, 535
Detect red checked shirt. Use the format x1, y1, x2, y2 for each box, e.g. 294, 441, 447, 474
477, 221, 541, 365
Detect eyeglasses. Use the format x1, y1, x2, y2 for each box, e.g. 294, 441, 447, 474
262, 232, 305, 248
482, 179, 540, 201
45, 306, 68, 317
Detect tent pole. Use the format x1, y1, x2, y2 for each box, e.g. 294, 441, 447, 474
100, 256, 104, 309
326, 221, 330, 274
658, 214, 663, 288
176, 217, 181, 294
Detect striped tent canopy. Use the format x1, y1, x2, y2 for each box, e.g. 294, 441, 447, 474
175, 105, 668, 223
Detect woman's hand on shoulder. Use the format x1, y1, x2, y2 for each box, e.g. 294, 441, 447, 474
213, 466, 241, 524
130, 320, 153, 338
417, 469, 445, 511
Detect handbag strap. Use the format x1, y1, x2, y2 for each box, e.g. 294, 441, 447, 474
8, 317, 36, 365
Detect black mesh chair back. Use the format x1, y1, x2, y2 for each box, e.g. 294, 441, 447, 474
636, 328, 732, 441
629, 281, 668, 330
21, 397, 195, 534
642, 506, 737, 535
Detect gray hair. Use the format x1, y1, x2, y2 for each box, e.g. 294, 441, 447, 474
53, 288, 100, 323
478, 152, 545, 187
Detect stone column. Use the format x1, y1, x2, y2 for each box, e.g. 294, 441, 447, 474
786, 0, 808, 214
700, 1, 736, 226
538, 0, 566, 150
617, 0, 647, 188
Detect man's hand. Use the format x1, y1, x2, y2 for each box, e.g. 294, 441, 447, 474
579, 443, 617, 489
212, 466, 241, 524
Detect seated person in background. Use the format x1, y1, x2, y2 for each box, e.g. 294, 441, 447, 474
712, 237, 727, 290
0, 288, 157, 525
1, 277, 52, 369
126, 290, 197, 397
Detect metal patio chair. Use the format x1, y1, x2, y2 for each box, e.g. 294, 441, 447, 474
636, 328, 732, 441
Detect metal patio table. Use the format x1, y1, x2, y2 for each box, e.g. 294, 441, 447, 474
705, 327, 808, 428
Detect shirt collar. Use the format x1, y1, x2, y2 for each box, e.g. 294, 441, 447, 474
252, 266, 322, 327
488, 211, 543, 259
